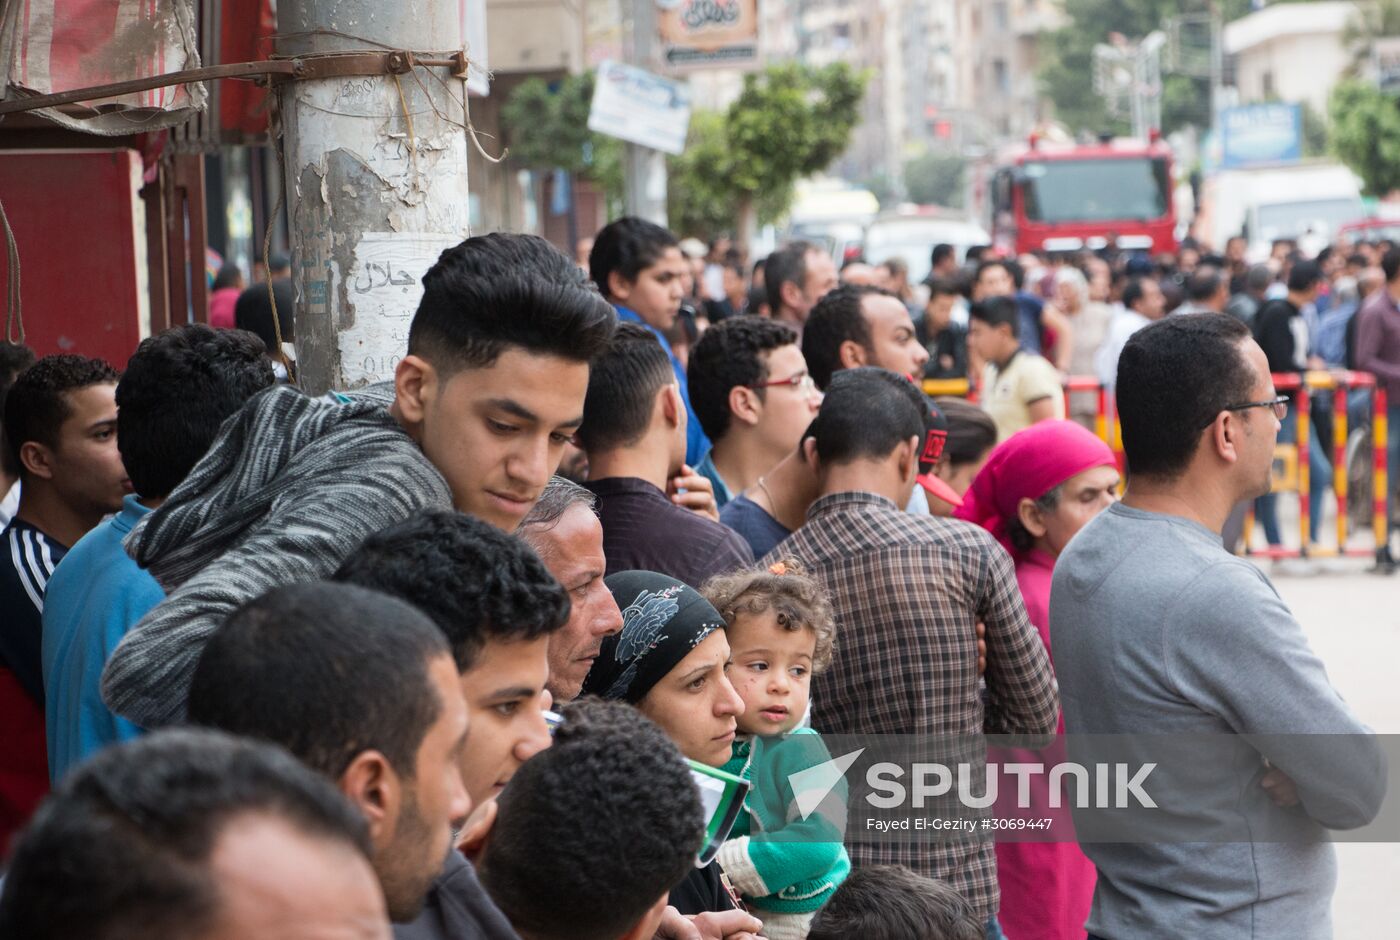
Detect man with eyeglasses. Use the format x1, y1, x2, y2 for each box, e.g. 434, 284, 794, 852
687, 317, 823, 511
1050, 314, 1383, 940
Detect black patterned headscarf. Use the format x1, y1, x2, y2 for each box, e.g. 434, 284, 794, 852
581, 571, 727, 705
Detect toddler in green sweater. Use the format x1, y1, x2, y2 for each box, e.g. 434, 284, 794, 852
702, 560, 851, 940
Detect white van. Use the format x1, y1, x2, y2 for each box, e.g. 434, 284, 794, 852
1206, 163, 1364, 259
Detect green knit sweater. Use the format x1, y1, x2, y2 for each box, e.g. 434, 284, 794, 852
716, 730, 851, 915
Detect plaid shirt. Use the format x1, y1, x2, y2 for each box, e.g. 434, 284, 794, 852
765, 491, 1059, 919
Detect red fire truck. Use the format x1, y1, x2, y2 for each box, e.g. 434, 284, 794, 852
988, 132, 1178, 256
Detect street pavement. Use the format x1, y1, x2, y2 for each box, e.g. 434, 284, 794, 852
1267, 563, 1400, 937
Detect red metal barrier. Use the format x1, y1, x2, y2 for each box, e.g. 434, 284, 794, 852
923, 370, 1391, 559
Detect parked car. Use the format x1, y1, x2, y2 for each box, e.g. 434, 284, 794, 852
862, 210, 990, 285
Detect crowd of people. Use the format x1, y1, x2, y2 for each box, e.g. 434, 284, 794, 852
0, 218, 1387, 940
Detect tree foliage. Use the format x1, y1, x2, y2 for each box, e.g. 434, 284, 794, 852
500, 72, 623, 206
1039, 0, 1311, 136
1329, 79, 1400, 196
667, 63, 867, 239
902, 151, 965, 208
1342, 0, 1400, 72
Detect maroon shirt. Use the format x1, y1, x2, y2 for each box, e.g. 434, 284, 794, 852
1355, 289, 1400, 400
584, 476, 753, 589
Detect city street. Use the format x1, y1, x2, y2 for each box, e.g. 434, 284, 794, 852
1269, 565, 1400, 936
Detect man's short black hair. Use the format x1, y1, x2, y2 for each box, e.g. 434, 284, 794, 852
931, 243, 956, 269
0, 728, 370, 940
969, 295, 1020, 337
1121, 276, 1148, 312
1288, 259, 1323, 293
807, 865, 983, 940
575, 322, 675, 454
333, 510, 569, 672
3, 353, 118, 477
926, 276, 961, 298
935, 397, 998, 467
688, 316, 799, 440
811, 367, 924, 466
973, 258, 1012, 292
1117, 313, 1255, 480
1246, 264, 1274, 293
588, 216, 679, 296
188, 582, 450, 781
803, 284, 883, 390
408, 232, 616, 374
1186, 266, 1223, 302
116, 325, 275, 500
765, 239, 818, 315
478, 698, 703, 940
0, 341, 35, 477
1384, 248, 1400, 284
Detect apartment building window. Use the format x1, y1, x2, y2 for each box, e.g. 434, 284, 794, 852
993, 1, 1009, 31
993, 59, 1009, 94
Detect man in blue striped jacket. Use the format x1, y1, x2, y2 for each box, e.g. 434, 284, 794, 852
1, 353, 129, 853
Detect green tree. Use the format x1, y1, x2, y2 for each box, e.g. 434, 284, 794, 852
1329, 79, 1400, 196
902, 151, 965, 208
1342, 0, 1400, 72
500, 72, 623, 210
667, 62, 867, 241
1040, 0, 1312, 136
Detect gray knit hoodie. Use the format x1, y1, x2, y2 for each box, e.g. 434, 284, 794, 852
101, 382, 451, 729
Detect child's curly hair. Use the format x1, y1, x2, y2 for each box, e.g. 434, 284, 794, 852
700, 559, 837, 672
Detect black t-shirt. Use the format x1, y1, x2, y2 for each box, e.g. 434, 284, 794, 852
1252, 298, 1306, 375
667, 862, 737, 917
584, 477, 753, 588
922, 321, 969, 380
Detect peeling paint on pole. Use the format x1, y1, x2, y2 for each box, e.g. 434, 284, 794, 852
277, 0, 470, 395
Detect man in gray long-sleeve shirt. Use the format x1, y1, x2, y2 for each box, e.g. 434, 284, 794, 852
1354, 248, 1400, 569
1051, 314, 1385, 939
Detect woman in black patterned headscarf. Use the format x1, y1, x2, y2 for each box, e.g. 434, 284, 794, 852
582, 571, 752, 920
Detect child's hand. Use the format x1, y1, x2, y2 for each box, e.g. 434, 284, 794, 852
977, 621, 987, 675
653, 908, 765, 940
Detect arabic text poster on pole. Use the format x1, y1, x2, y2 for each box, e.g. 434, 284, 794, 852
657, 0, 760, 71
587, 60, 692, 155
338, 232, 460, 387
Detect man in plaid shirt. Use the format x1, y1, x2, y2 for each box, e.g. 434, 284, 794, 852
767, 368, 1058, 936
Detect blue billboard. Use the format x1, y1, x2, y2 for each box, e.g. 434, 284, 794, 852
1220, 103, 1303, 169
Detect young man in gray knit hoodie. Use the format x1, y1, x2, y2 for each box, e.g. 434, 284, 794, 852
101, 233, 616, 729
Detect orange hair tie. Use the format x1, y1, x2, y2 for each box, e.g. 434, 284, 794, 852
768, 562, 788, 576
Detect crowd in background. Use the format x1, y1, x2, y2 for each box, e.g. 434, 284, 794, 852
0, 217, 1387, 940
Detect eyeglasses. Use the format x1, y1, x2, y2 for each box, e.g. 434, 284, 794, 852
749, 372, 820, 396
1200, 395, 1289, 428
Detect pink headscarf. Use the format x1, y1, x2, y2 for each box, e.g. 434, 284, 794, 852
954, 420, 1117, 556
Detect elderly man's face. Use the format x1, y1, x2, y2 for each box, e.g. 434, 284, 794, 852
529, 504, 624, 701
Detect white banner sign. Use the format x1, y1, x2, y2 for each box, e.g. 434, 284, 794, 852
587, 59, 692, 155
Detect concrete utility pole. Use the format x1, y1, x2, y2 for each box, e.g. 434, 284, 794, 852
276, 0, 471, 394
624, 0, 668, 225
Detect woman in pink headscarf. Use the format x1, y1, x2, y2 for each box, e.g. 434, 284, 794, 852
955, 420, 1120, 940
